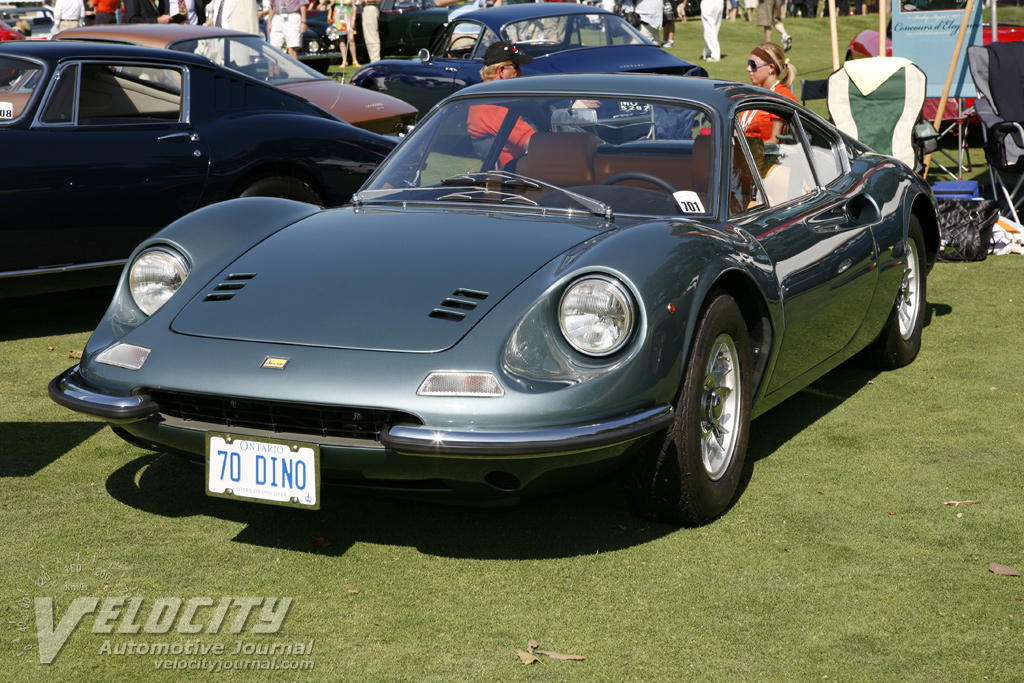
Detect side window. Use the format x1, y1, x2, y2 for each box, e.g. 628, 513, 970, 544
0, 57, 46, 124
729, 127, 766, 217
438, 22, 482, 59
77, 63, 183, 124
801, 116, 843, 187
738, 108, 816, 207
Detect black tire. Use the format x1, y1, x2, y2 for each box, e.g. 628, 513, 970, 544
238, 176, 324, 206
624, 290, 752, 525
862, 216, 926, 369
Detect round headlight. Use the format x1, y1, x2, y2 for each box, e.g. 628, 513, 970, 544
326, 26, 340, 41
558, 275, 635, 357
306, 39, 321, 53
129, 248, 189, 316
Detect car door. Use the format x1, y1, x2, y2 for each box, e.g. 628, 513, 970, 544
22, 59, 209, 272
391, 19, 491, 113
730, 105, 879, 393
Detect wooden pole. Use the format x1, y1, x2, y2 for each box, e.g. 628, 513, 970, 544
879, 0, 886, 57
923, 0, 977, 177
829, 0, 839, 70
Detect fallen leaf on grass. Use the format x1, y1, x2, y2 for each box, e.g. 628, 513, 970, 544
943, 500, 981, 506
990, 563, 1021, 577
526, 639, 538, 653
348, 589, 359, 594
517, 649, 540, 665
537, 650, 585, 661
68, 349, 83, 359
312, 536, 333, 547
47, 346, 54, 351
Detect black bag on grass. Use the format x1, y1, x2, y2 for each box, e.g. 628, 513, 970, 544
935, 198, 1000, 262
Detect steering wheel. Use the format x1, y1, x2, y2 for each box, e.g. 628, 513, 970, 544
601, 172, 677, 194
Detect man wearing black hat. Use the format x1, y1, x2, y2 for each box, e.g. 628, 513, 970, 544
467, 41, 537, 167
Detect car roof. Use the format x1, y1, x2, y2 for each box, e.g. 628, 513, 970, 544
55, 24, 252, 50
453, 71, 773, 113
0, 39, 215, 67
458, 3, 609, 27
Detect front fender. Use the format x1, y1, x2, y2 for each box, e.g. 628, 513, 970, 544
83, 198, 322, 359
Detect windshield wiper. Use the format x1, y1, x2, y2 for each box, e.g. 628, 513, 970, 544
435, 189, 539, 206
438, 170, 613, 220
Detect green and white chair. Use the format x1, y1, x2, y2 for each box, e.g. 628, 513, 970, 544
827, 57, 928, 171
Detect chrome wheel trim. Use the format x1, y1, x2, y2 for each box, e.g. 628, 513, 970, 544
897, 236, 922, 339
700, 333, 740, 481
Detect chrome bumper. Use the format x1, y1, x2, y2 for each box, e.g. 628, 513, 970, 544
48, 366, 157, 422
381, 405, 674, 457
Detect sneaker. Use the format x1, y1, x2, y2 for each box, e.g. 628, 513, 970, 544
705, 56, 721, 62
782, 33, 793, 51
662, 40, 675, 48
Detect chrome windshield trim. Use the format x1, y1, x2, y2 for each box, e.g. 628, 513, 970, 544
381, 405, 673, 457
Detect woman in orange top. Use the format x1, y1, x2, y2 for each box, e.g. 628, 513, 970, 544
739, 42, 797, 144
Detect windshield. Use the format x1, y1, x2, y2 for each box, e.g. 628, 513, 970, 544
502, 13, 653, 54
361, 94, 717, 217
170, 35, 326, 85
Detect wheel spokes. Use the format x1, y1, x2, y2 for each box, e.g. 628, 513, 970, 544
700, 336, 740, 481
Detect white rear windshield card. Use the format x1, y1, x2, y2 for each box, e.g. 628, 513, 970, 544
0, 102, 13, 119
673, 191, 705, 214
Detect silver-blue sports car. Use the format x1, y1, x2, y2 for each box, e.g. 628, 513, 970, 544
50, 73, 940, 525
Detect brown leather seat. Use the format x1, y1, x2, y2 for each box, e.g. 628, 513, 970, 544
516, 132, 597, 187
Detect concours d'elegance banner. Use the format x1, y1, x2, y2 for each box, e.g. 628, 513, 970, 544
891, 0, 984, 99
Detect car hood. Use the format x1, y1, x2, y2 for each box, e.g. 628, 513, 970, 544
537, 46, 701, 76
170, 206, 610, 353
277, 79, 417, 129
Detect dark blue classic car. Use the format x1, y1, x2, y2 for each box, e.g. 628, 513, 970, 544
348, 4, 706, 114
0, 41, 394, 298
50, 73, 938, 525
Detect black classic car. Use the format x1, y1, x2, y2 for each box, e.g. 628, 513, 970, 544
0, 41, 394, 298
349, 4, 705, 114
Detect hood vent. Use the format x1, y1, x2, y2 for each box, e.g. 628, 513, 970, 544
203, 273, 257, 302
428, 288, 489, 322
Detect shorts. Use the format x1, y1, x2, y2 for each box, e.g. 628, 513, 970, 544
757, 0, 784, 26
663, 0, 680, 20
744, 0, 757, 8
270, 11, 302, 50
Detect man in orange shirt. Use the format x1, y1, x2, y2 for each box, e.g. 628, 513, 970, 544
467, 42, 536, 168
91, 0, 118, 24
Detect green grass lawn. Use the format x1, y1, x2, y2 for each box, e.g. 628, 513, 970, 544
2, 254, 1022, 681
3, 16, 1024, 681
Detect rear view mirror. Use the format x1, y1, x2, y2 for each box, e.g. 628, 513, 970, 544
551, 107, 597, 127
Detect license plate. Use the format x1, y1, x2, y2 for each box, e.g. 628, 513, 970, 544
206, 433, 320, 509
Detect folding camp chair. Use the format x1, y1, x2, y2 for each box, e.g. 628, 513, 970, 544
967, 42, 1024, 222
799, 78, 829, 108
827, 57, 927, 172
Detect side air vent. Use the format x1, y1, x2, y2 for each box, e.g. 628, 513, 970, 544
203, 273, 256, 302
428, 288, 490, 322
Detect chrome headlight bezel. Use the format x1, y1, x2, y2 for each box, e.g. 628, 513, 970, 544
558, 274, 636, 358
325, 25, 340, 41
128, 247, 190, 317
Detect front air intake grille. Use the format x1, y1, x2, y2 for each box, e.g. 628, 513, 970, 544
203, 273, 256, 302
428, 288, 490, 322
147, 390, 422, 442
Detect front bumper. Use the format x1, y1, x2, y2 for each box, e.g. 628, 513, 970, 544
50, 364, 673, 459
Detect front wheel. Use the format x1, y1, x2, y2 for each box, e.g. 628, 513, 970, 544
862, 216, 926, 369
624, 290, 752, 525
238, 176, 324, 206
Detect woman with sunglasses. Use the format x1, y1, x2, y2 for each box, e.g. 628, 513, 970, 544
740, 42, 798, 143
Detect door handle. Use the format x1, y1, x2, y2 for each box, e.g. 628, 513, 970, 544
158, 132, 200, 143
